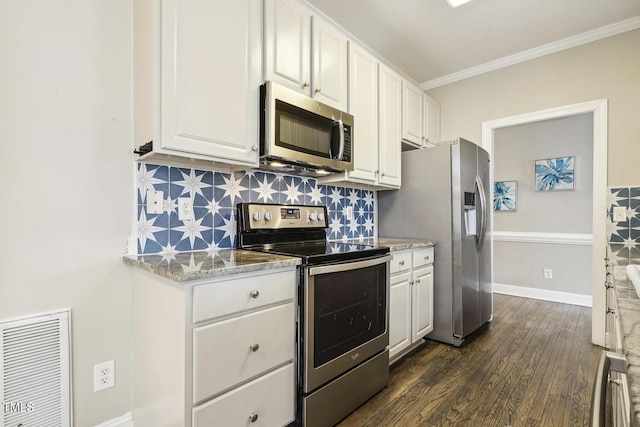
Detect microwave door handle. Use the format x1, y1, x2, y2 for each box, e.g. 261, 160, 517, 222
338, 119, 345, 159
329, 120, 344, 160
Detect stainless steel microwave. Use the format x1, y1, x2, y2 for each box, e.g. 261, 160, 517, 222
259, 81, 354, 176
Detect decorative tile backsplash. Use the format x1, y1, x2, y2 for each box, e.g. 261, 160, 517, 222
136, 163, 375, 254
607, 186, 640, 265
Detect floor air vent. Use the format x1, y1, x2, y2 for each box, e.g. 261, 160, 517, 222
1, 310, 71, 427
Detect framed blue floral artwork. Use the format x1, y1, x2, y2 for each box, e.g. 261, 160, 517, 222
535, 156, 575, 191
494, 181, 517, 211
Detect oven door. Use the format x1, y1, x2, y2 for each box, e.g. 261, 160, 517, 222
303, 254, 391, 393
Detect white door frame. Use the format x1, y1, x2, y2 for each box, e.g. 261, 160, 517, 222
481, 99, 608, 347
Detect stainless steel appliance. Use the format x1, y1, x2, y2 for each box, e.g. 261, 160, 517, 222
237, 203, 390, 427
260, 81, 354, 176
378, 138, 492, 346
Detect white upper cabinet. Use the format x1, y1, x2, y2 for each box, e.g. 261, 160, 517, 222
402, 81, 424, 148
378, 63, 402, 188
311, 16, 348, 110
134, 0, 262, 167
423, 93, 441, 146
346, 43, 379, 183
264, 0, 348, 111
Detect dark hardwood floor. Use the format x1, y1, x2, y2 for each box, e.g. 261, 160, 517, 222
338, 294, 602, 427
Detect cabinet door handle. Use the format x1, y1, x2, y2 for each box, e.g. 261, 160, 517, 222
315, 87, 321, 93
409, 280, 414, 285
249, 343, 260, 352
399, 260, 405, 266
381, 172, 386, 177
416, 279, 421, 284
251, 145, 258, 151
425, 255, 430, 261
249, 412, 259, 423
249, 290, 260, 299
303, 81, 310, 88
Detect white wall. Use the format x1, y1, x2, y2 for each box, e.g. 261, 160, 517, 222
0, 1, 133, 426
427, 29, 640, 187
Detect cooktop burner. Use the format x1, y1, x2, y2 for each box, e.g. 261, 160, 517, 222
255, 241, 388, 264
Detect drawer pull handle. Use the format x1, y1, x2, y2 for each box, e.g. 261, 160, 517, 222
399, 261, 405, 266
425, 255, 430, 261
416, 279, 421, 284
249, 412, 259, 423
249, 290, 260, 299
249, 343, 260, 352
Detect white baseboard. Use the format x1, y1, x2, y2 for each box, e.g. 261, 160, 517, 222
94, 412, 133, 427
493, 283, 592, 307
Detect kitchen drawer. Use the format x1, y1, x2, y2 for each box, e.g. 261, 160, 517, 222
412, 247, 434, 268
390, 251, 412, 274
193, 302, 295, 403
192, 363, 295, 427
192, 269, 295, 323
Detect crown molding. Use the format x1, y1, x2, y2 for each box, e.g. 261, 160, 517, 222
420, 15, 640, 90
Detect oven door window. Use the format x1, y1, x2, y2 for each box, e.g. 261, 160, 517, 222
313, 263, 387, 367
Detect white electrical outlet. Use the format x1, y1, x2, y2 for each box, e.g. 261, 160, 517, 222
178, 197, 195, 221
346, 206, 354, 221
543, 269, 553, 279
146, 190, 164, 214
94, 360, 115, 392
613, 206, 627, 222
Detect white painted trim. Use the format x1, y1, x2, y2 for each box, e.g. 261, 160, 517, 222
481, 99, 608, 347
492, 231, 593, 246
94, 412, 133, 427
420, 16, 640, 90
494, 283, 592, 307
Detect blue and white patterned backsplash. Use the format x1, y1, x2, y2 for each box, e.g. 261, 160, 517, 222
607, 186, 640, 264
136, 163, 375, 254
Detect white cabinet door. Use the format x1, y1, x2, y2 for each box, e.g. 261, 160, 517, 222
378, 63, 402, 188
423, 93, 441, 146
402, 81, 423, 148
389, 271, 411, 360
159, 0, 261, 165
311, 16, 348, 110
265, 0, 348, 109
264, 0, 311, 93
347, 43, 378, 183
412, 265, 434, 342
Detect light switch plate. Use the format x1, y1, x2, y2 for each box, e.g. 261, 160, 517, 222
613, 206, 627, 222
146, 190, 164, 214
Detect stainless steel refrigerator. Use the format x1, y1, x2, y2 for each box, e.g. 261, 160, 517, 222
378, 138, 492, 347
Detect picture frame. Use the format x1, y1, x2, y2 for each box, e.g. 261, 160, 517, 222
494, 181, 517, 211
535, 156, 575, 191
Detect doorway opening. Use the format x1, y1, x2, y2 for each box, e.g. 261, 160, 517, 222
482, 99, 608, 346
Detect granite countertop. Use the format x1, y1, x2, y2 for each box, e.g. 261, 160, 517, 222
123, 249, 301, 282
376, 237, 437, 251
612, 261, 640, 424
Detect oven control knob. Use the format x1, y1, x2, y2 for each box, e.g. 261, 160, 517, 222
318, 212, 325, 222
309, 212, 318, 221
252, 212, 261, 221
264, 212, 272, 221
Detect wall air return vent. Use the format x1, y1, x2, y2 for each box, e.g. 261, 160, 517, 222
1, 310, 71, 427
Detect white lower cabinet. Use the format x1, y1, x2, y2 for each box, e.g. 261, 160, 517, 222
132, 267, 297, 427
389, 247, 434, 364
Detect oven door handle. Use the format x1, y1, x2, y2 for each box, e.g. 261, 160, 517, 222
589, 350, 627, 427
307, 255, 393, 276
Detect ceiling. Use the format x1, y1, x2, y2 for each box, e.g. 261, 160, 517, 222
305, 0, 640, 88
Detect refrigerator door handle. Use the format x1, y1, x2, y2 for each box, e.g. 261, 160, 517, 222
475, 175, 488, 252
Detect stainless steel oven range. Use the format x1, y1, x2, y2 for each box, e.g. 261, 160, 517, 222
237, 202, 391, 427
